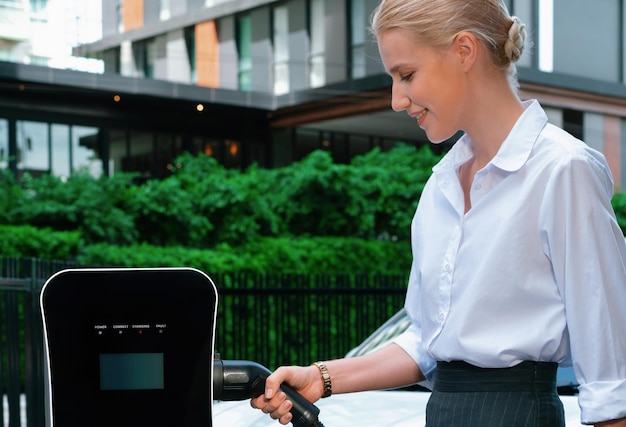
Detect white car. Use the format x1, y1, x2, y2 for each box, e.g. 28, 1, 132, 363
212, 309, 584, 427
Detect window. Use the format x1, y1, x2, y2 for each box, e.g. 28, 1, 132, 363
273, 5, 289, 95
17, 121, 48, 175
563, 109, 583, 140
122, 131, 153, 176
145, 39, 156, 78
130, 39, 156, 78
552, 0, 620, 81
51, 124, 70, 177
309, 0, 325, 88
160, 0, 170, 20
185, 26, 196, 83
295, 128, 322, 161
116, 0, 123, 33
0, 119, 101, 179
206, 0, 233, 6
72, 126, 102, 178
51, 124, 102, 179
538, 0, 554, 72
29, 0, 47, 13
237, 15, 252, 91
350, 0, 366, 79
0, 119, 7, 170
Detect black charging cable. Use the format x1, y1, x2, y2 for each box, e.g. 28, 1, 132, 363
213, 358, 326, 427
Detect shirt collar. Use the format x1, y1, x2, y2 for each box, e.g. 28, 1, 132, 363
433, 99, 548, 174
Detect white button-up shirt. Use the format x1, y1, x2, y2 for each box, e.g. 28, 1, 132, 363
395, 100, 626, 424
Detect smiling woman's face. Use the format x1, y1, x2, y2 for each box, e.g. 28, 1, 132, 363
377, 29, 468, 144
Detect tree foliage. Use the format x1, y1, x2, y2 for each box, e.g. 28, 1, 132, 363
1, 144, 441, 248
7, 171, 137, 245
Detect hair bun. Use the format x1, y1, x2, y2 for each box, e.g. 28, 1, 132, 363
505, 16, 526, 63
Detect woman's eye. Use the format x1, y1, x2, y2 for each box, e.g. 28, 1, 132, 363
400, 72, 414, 82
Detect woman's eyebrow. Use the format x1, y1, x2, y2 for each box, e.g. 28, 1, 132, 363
387, 63, 410, 75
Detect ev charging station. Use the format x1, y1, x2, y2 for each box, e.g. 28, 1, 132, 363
40, 268, 323, 427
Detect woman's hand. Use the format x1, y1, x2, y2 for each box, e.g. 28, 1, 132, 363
250, 364, 324, 425
249, 344, 423, 424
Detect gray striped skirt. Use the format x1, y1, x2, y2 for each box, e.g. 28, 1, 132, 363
425, 361, 565, 427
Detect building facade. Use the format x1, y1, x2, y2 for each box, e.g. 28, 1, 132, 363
2, 0, 626, 191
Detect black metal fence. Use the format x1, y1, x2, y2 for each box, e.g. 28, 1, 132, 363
0, 257, 408, 427
212, 272, 408, 368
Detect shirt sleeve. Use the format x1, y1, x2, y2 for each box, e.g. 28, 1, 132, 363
394, 323, 436, 390
393, 256, 437, 389
539, 147, 626, 424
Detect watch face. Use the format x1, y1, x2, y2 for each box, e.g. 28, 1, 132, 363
41, 268, 218, 427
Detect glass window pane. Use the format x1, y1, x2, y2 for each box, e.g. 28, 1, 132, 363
51, 124, 70, 178
273, 5, 289, 94
350, 0, 367, 79
350, 0, 365, 45
108, 128, 127, 175
123, 130, 153, 176
309, 0, 324, 54
553, 0, 619, 81
274, 63, 289, 95
538, 0, 553, 72
240, 70, 252, 91
294, 128, 321, 161
160, 0, 170, 20
310, 55, 325, 88
273, 6, 289, 61
17, 120, 48, 174
73, 126, 102, 178
238, 16, 251, 58
185, 26, 196, 82
237, 15, 252, 91
30, 0, 48, 13
309, 0, 325, 87
348, 134, 372, 158
146, 39, 156, 78
351, 46, 366, 79
0, 119, 7, 170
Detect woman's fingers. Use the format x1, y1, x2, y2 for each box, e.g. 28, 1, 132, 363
250, 365, 320, 425
251, 390, 294, 425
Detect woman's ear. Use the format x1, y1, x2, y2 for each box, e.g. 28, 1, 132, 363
453, 31, 478, 70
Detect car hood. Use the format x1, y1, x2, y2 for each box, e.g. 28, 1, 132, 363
212, 390, 584, 427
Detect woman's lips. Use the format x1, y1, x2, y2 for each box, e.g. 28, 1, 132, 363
415, 109, 428, 128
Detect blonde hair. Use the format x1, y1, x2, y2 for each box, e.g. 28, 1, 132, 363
371, 0, 527, 85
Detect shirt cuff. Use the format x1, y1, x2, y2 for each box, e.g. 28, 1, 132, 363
578, 379, 626, 424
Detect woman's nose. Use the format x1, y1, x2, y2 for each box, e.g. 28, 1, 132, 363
390, 84, 410, 112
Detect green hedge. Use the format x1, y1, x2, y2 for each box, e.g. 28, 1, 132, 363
76, 236, 411, 275
0, 144, 440, 249
0, 225, 81, 259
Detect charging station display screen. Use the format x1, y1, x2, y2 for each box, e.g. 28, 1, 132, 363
100, 353, 164, 390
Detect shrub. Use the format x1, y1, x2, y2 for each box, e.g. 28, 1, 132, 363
76, 236, 411, 275
9, 171, 137, 245
0, 225, 81, 259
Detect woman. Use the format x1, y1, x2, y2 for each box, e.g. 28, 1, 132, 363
251, 0, 626, 425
